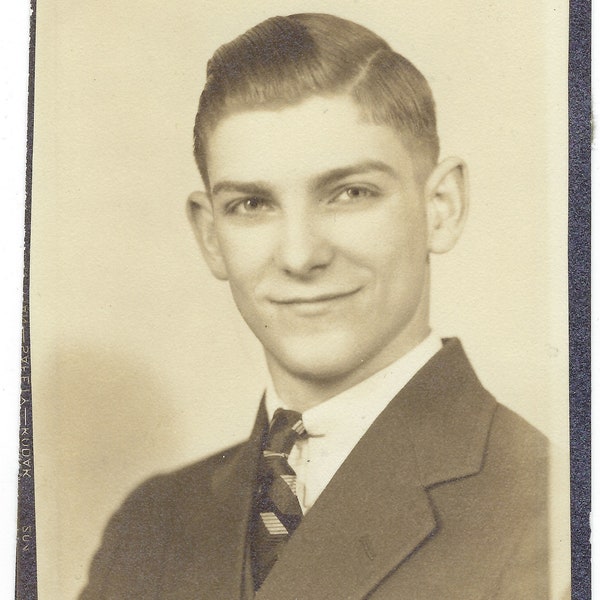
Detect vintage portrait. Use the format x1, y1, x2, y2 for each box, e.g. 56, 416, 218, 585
28, 1, 571, 598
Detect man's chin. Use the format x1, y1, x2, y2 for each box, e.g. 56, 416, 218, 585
266, 342, 367, 387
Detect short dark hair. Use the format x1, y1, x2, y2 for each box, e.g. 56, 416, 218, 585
193, 13, 439, 189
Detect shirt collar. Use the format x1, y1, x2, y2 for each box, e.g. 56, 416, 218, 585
265, 331, 442, 436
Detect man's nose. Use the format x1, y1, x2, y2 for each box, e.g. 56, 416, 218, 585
276, 210, 333, 277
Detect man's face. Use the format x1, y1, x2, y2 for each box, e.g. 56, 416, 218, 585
202, 94, 432, 387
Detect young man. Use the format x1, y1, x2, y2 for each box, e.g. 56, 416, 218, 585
81, 14, 548, 599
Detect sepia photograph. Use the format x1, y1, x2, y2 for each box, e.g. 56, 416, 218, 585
28, 1, 571, 598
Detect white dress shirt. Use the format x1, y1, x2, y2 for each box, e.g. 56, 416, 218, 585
265, 332, 442, 513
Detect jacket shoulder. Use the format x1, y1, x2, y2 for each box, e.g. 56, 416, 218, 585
143, 441, 248, 496
78, 441, 248, 599
489, 403, 548, 471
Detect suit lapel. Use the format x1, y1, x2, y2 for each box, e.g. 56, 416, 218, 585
255, 339, 497, 600
394, 338, 497, 487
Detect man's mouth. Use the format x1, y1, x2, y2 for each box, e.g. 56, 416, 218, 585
269, 288, 361, 309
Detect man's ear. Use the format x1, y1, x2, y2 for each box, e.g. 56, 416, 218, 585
186, 191, 229, 280
424, 157, 469, 254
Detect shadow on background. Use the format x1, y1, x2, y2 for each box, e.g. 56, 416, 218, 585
34, 343, 199, 599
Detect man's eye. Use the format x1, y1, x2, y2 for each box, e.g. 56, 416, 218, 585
333, 186, 377, 203
226, 197, 271, 215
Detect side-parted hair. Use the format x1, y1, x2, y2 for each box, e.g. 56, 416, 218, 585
193, 13, 439, 190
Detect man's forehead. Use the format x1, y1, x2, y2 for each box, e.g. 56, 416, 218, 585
205, 94, 415, 187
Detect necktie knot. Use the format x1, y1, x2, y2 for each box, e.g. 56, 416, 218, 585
265, 408, 307, 456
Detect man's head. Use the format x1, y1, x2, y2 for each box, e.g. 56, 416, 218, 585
188, 14, 467, 402
193, 13, 439, 190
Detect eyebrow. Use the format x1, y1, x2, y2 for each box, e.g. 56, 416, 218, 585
308, 160, 400, 192
211, 180, 273, 198
211, 160, 399, 198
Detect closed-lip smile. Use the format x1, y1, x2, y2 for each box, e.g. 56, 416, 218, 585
270, 288, 361, 305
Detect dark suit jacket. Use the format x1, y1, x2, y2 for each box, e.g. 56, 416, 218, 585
80, 339, 548, 599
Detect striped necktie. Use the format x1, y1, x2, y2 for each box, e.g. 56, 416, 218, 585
250, 408, 307, 590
